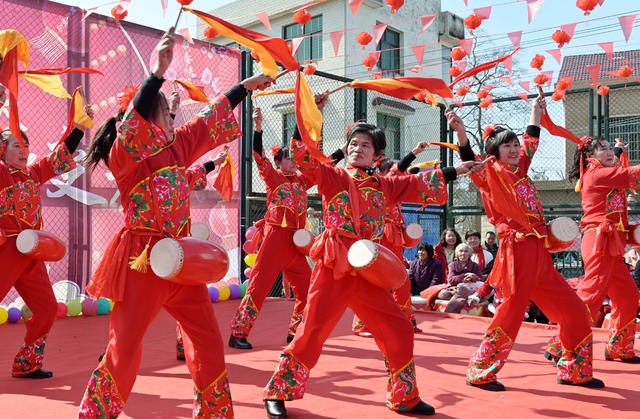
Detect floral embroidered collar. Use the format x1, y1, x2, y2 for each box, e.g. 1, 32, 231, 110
346, 164, 376, 179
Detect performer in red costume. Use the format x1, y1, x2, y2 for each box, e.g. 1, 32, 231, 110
263, 120, 482, 418
229, 107, 315, 349
446, 93, 604, 391
544, 137, 640, 364
352, 142, 429, 337
78, 30, 272, 418
0, 112, 90, 379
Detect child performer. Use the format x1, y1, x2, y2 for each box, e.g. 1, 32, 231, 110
263, 120, 482, 418
544, 137, 640, 364
352, 143, 429, 337
446, 94, 604, 391
78, 30, 271, 418
0, 111, 91, 378
229, 107, 314, 349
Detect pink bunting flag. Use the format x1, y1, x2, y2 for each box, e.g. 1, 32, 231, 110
412, 45, 425, 67
598, 42, 614, 60
527, 0, 544, 24
417, 14, 437, 35
547, 49, 562, 65
367, 50, 381, 67
291, 36, 304, 55
598, 0, 605, 4
458, 60, 467, 72
161, 0, 168, 17
177, 27, 193, 44
330, 31, 343, 56
349, 0, 363, 16
255, 12, 273, 32
463, 0, 469, 5
518, 92, 530, 102
499, 76, 513, 86
519, 81, 530, 92
586, 64, 602, 85
373, 24, 388, 46
561, 23, 577, 39
542, 70, 554, 87
618, 14, 638, 43
458, 38, 473, 56
503, 55, 513, 73
453, 99, 464, 107
474, 6, 492, 19
507, 31, 523, 49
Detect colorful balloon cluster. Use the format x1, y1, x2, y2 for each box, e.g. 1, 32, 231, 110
207, 277, 247, 303
0, 296, 114, 325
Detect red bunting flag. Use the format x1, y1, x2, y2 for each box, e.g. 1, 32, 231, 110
561, 22, 578, 39
618, 14, 637, 42
547, 49, 562, 65
417, 15, 437, 35
161, 0, 168, 17
519, 81, 530, 92
503, 55, 513, 73
527, 0, 544, 24
518, 92, 530, 102
458, 38, 474, 56
586, 63, 601, 86
373, 24, 388, 46
598, 42, 614, 60
291, 36, 304, 55
255, 12, 273, 32
177, 27, 193, 44
507, 31, 522, 49
330, 31, 343, 56
449, 48, 519, 88
349, 0, 363, 16
499, 76, 513, 86
474, 6, 492, 19
541, 70, 554, 88
412, 45, 425, 67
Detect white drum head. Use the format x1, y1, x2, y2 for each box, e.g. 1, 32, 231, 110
405, 223, 424, 240
549, 217, 579, 242
293, 229, 313, 247
150, 238, 183, 279
347, 239, 378, 269
16, 229, 38, 254
191, 222, 210, 240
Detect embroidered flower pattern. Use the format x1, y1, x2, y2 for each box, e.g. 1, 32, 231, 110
193, 373, 234, 418
386, 360, 420, 412
0, 180, 42, 227
78, 365, 125, 418
605, 190, 625, 214
546, 335, 563, 359
188, 165, 208, 191
12, 335, 48, 376
287, 309, 304, 338
264, 350, 309, 401
605, 320, 636, 360
51, 142, 76, 175
467, 327, 513, 384
557, 336, 593, 383
514, 178, 543, 215
230, 294, 259, 338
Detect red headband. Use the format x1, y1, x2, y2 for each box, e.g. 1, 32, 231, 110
345, 119, 367, 137
482, 124, 496, 141
118, 85, 139, 113
578, 136, 593, 151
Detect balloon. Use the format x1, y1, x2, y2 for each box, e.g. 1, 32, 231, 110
208, 286, 220, 302
227, 276, 240, 285
56, 302, 68, 319
243, 267, 252, 278
0, 307, 8, 324
96, 298, 110, 315
8, 307, 21, 323
82, 298, 98, 316
67, 299, 82, 316
228, 284, 242, 299
21, 304, 33, 321
245, 225, 258, 241
242, 240, 257, 254
240, 282, 247, 298
217, 285, 230, 301
244, 253, 256, 267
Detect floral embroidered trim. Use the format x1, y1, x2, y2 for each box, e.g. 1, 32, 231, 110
12, 334, 48, 376
78, 365, 125, 418
193, 370, 234, 418
605, 318, 636, 360
176, 323, 185, 359
386, 359, 420, 412
557, 333, 593, 384
352, 315, 369, 334
264, 350, 310, 401
287, 309, 304, 338
467, 327, 514, 384
546, 335, 563, 359
230, 294, 259, 338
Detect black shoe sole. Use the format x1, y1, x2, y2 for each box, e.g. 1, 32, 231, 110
544, 351, 560, 365
15, 369, 53, 379
605, 356, 640, 364
228, 336, 253, 350
557, 378, 605, 388
264, 400, 287, 419
466, 380, 506, 391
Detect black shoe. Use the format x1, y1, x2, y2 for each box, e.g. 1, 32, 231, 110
606, 355, 640, 364
286, 334, 294, 343
177, 354, 186, 361
228, 335, 253, 350
557, 377, 605, 388
401, 400, 435, 415
466, 380, 505, 391
544, 351, 560, 365
264, 400, 287, 418
16, 369, 53, 379
98, 349, 106, 362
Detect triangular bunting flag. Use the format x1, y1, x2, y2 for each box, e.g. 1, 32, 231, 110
527, 0, 544, 24
330, 31, 343, 56
161, 0, 168, 17
586, 63, 601, 85
458, 60, 467, 72
542, 70, 554, 88
518, 92, 530, 102
618, 14, 637, 43
417, 15, 437, 35
503, 55, 513, 73
412, 45, 425, 66
458, 38, 473, 56
598, 42, 614, 60
519, 81, 530, 92
499, 76, 513, 86
507, 31, 523, 49
547, 49, 562, 65
349, 0, 363, 16
373, 24, 387, 46
598, 0, 605, 4
255, 12, 273, 33
474, 6, 492, 19
177, 27, 193, 44
560, 23, 577, 39
291, 36, 304, 55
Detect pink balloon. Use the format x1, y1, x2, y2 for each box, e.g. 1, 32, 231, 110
82, 298, 98, 316
245, 225, 258, 241
56, 302, 68, 319
244, 267, 252, 278
242, 240, 257, 254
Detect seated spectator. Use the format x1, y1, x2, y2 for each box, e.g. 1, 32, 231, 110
465, 230, 494, 276
433, 228, 462, 279
409, 243, 444, 295
484, 231, 498, 258
438, 244, 484, 313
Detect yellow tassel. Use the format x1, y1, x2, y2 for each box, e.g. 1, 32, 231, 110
281, 215, 288, 228
616, 215, 627, 232
574, 180, 581, 193
129, 238, 151, 273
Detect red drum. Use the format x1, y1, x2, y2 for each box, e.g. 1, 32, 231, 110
546, 217, 580, 253
16, 229, 66, 261
293, 229, 315, 256
402, 223, 423, 248
627, 224, 640, 247
347, 239, 407, 290
150, 237, 229, 286
191, 222, 210, 241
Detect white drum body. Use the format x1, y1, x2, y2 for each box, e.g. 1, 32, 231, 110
402, 223, 423, 248
293, 229, 315, 256
16, 229, 66, 261
347, 239, 406, 290
546, 217, 579, 253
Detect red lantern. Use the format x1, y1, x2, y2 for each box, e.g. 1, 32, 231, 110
597, 85, 610, 96
111, 5, 128, 21
614, 65, 634, 78
293, 8, 312, 27
456, 86, 469, 96
479, 96, 493, 108
176, 0, 194, 5
356, 32, 373, 47
534, 73, 550, 85
362, 55, 378, 71
556, 77, 571, 90
303, 64, 317, 75
448, 66, 462, 77
386, 0, 405, 14
576, 0, 598, 16
477, 89, 489, 99
464, 14, 483, 32
551, 30, 571, 48
450, 47, 467, 61
204, 27, 218, 39
552, 89, 566, 101
370, 72, 383, 80
530, 54, 545, 71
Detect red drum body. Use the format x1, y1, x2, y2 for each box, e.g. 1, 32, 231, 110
150, 237, 229, 286
293, 229, 315, 256
16, 229, 66, 261
546, 217, 580, 253
347, 239, 406, 290
627, 224, 640, 247
402, 223, 423, 248
191, 222, 210, 241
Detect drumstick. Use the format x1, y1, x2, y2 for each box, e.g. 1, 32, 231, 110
327, 82, 350, 96
275, 69, 290, 80
442, 96, 451, 110
170, 7, 184, 35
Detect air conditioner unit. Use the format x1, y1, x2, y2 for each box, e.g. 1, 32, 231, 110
364, 0, 385, 8
438, 12, 465, 43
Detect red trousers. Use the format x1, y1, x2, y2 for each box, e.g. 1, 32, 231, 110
231, 224, 311, 339
468, 236, 594, 384
264, 250, 422, 412
0, 237, 57, 376
79, 267, 232, 418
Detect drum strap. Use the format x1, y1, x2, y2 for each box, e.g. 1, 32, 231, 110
347, 174, 361, 239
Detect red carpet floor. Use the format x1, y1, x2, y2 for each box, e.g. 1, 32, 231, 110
1, 298, 639, 418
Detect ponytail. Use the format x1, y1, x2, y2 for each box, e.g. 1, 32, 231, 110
84, 113, 121, 172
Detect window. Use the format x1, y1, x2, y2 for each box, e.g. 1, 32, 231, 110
283, 15, 323, 62
377, 113, 401, 160
609, 115, 640, 161
283, 113, 296, 146
377, 27, 401, 76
